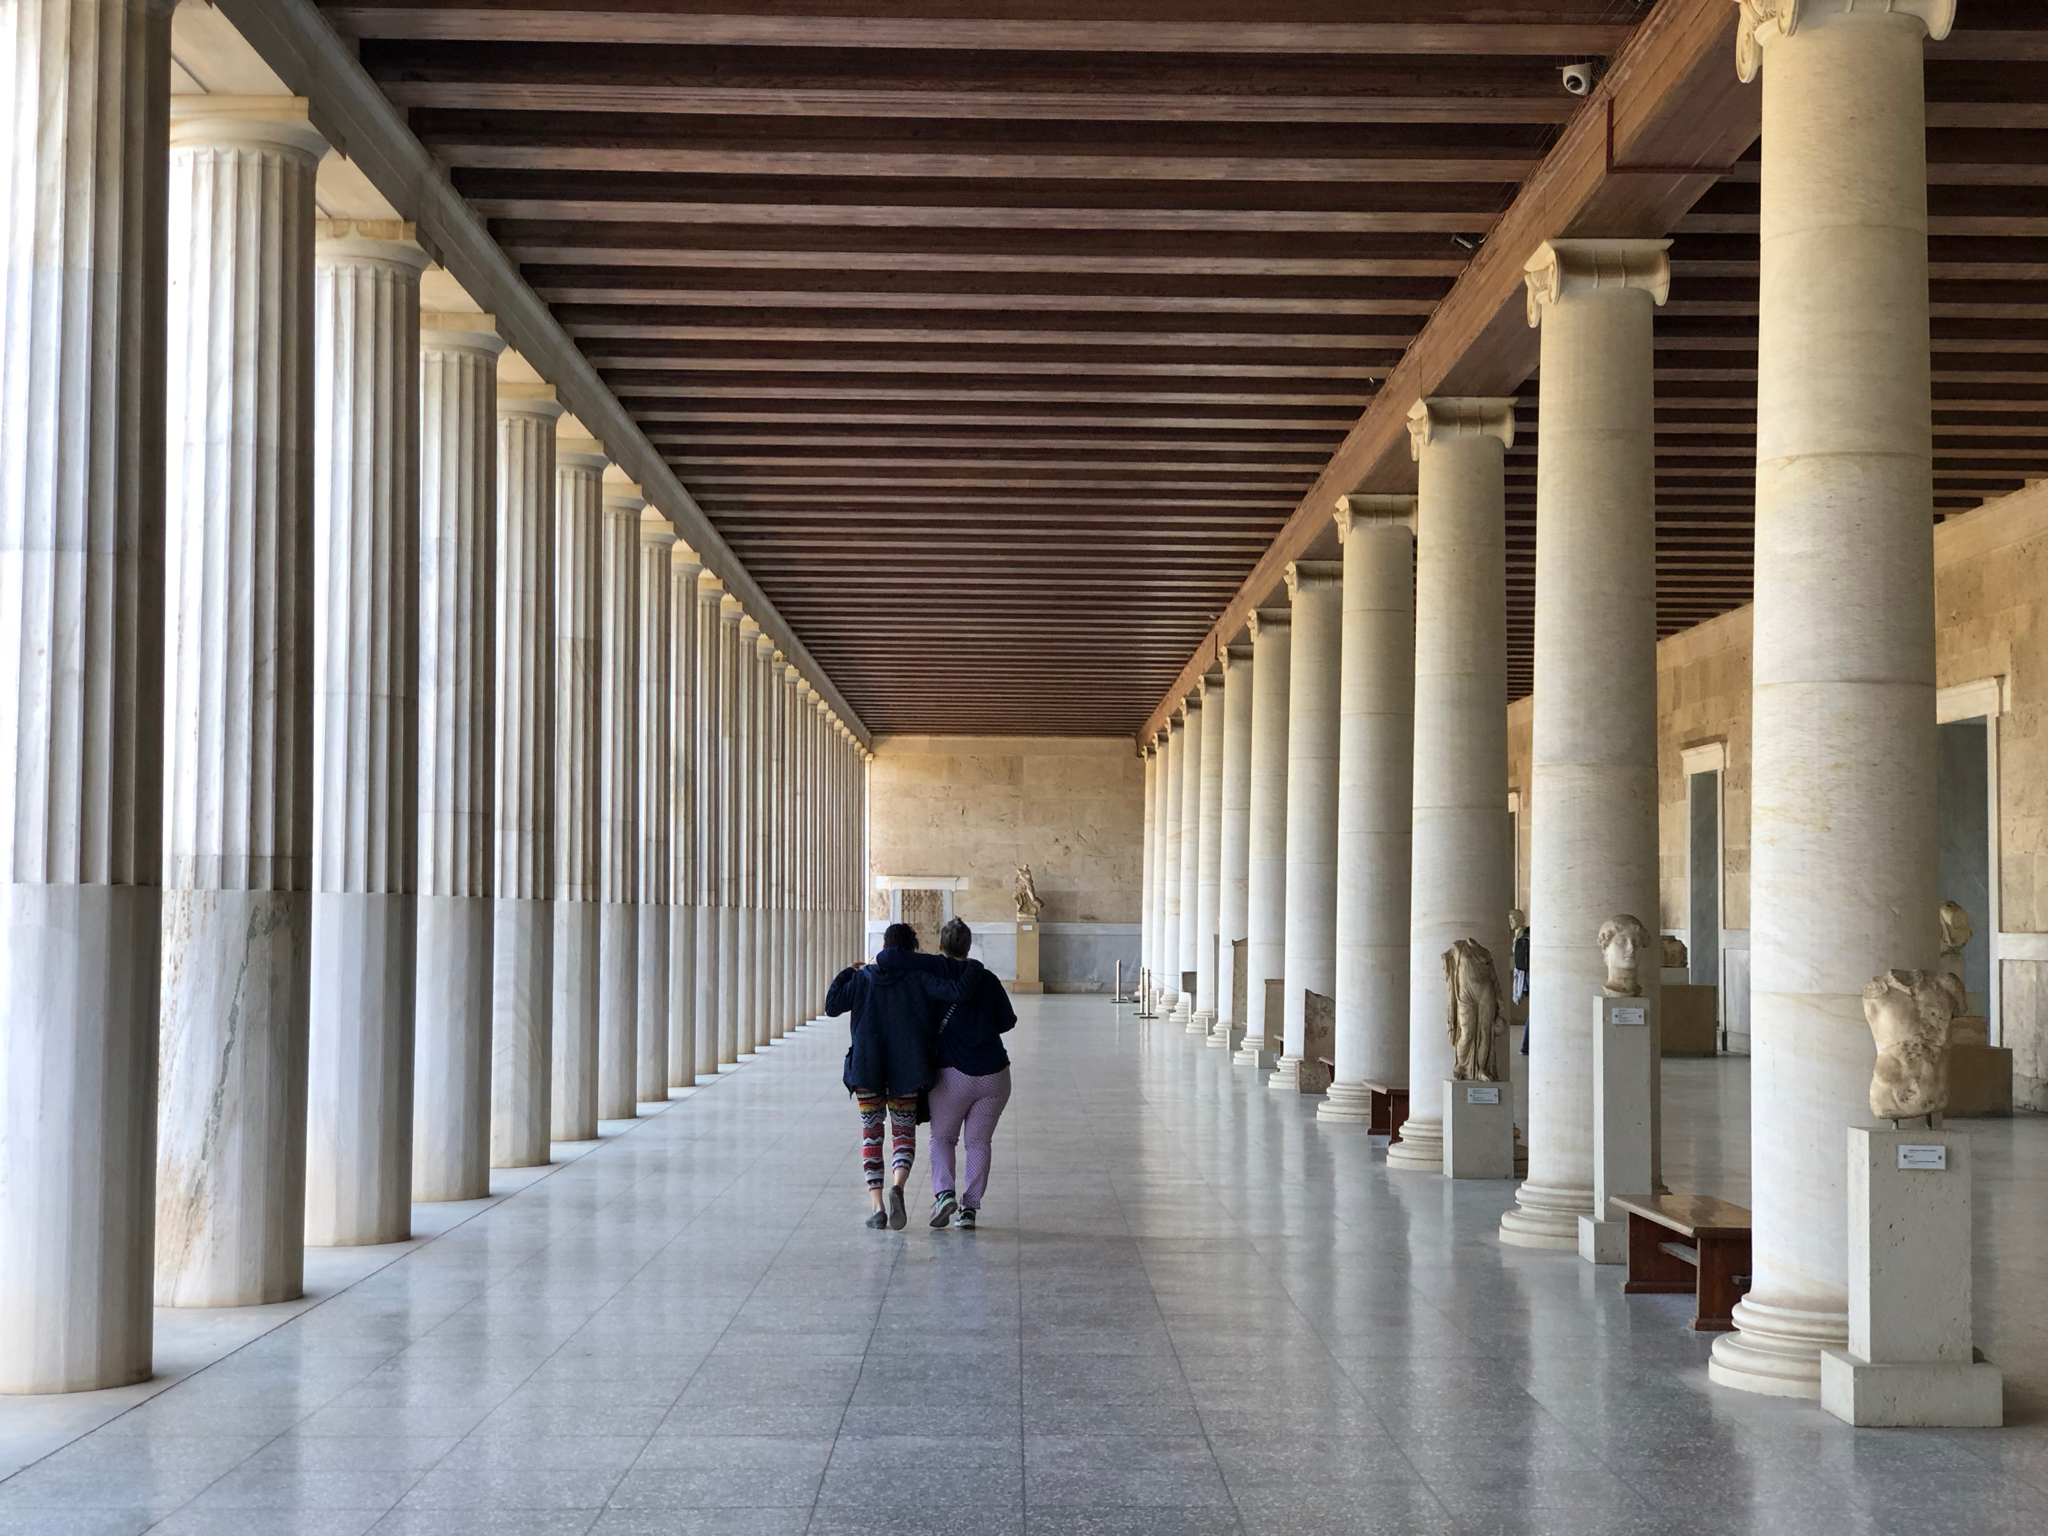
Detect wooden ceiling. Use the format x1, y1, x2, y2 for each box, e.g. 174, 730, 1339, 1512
320, 0, 2048, 733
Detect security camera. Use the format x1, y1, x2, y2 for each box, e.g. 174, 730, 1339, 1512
1560, 62, 1598, 96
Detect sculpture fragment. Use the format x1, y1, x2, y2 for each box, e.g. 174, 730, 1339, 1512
1013, 864, 1044, 921
1864, 968, 1965, 1123
1443, 939, 1509, 1082
1661, 933, 1688, 971
1597, 914, 1651, 997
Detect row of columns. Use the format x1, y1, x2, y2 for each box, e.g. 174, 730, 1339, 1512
1140, 0, 1952, 1402
0, 4, 870, 1395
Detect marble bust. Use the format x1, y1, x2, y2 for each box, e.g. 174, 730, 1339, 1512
1442, 938, 1509, 1082
1597, 914, 1650, 997
1864, 967, 1967, 1123
1013, 864, 1044, 921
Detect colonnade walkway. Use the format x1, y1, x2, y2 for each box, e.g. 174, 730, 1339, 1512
4, 996, 2047, 1535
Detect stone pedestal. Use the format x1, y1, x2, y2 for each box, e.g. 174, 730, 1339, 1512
1819, 1128, 2002, 1426
1444, 1080, 1515, 1180
1580, 994, 1657, 1263
1014, 919, 1043, 993
1662, 984, 1719, 1057
1948, 1043, 2013, 1117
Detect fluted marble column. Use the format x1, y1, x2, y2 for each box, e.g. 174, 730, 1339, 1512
490, 381, 559, 1168
635, 502, 674, 1102
1234, 607, 1291, 1066
1159, 717, 1183, 1012
1212, 641, 1254, 1048
695, 574, 725, 1074
549, 429, 604, 1139
0, 0, 169, 1392
717, 595, 744, 1064
413, 311, 503, 1201
668, 541, 703, 1088
1271, 561, 1343, 1094
1191, 667, 1225, 1035
780, 662, 803, 1035
756, 634, 781, 1043
157, 97, 326, 1309
1175, 692, 1203, 1024
1139, 744, 1156, 994
305, 221, 428, 1247
1389, 398, 1513, 1174
1146, 731, 1166, 997
735, 616, 761, 1055
594, 472, 641, 1120
1503, 240, 1668, 1247
1323, 498, 1416, 1124
1712, 0, 1951, 1399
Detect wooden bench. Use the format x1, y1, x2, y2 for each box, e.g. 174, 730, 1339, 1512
1360, 1080, 1410, 1142
1610, 1193, 1752, 1333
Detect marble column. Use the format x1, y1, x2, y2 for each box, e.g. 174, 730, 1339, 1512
489, 381, 559, 1168
734, 616, 761, 1056
1175, 692, 1203, 1024
636, 503, 674, 1102
305, 221, 428, 1247
594, 473, 641, 1120
1212, 640, 1255, 1049
1503, 240, 1669, 1246
550, 427, 604, 1140
156, 97, 326, 1309
1322, 497, 1417, 1124
1140, 744, 1157, 995
0, 0, 169, 1392
1160, 715, 1183, 1013
781, 663, 804, 1034
717, 595, 744, 1064
413, 311, 503, 1201
1271, 561, 1343, 1094
694, 574, 724, 1076
1191, 666, 1225, 1035
1712, 0, 1950, 1399
756, 634, 780, 1043
667, 541, 702, 1089
1388, 398, 1513, 1173
1234, 607, 1291, 1066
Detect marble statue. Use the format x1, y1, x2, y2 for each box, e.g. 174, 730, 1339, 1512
1013, 864, 1044, 921
1864, 967, 1967, 1123
1598, 914, 1651, 997
1508, 908, 1527, 938
1938, 899, 1971, 979
1443, 938, 1509, 1082
1661, 933, 1688, 971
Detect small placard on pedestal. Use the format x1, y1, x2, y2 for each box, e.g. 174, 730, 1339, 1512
1820, 1127, 2002, 1426
1443, 1079, 1514, 1179
1580, 993, 1656, 1265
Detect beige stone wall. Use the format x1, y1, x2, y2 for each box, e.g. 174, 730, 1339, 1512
1507, 696, 1532, 914
866, 735, 1144, 926
1654, 606, 1753, 935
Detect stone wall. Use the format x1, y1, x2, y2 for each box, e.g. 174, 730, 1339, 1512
867, 734, 1143, 991
1508, 696, 1532, 914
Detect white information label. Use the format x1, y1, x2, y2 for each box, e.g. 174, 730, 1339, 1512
1612, 1006, 1647, 1027
1898, 1144, 1948, 1171
1464, 1085, 1501, 1105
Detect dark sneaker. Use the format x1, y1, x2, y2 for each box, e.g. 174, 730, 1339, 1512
954, 1207, 977, 1231
888, 1186, 907, 1230
930, 1191, 958, 1228
865, 1209, 889, 1230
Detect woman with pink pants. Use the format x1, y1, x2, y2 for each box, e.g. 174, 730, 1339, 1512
926, 917, 1017, 1230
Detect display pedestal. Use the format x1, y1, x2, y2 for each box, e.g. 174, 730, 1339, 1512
1012, 920, 1043, 994
1443, 1080, 1514, 1179
1661, 984, 1718, 1056
1580, 993, 1655, 1265
1948, 1041, 2013, 1116
1819, 1128, 2002, 1427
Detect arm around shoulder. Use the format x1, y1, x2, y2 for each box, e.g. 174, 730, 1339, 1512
825, 966, 863, 1017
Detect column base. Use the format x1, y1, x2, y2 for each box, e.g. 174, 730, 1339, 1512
1318, 1080, 1375, 1124
1232, 1036, 1276, 1068
1819, 1351, 2002, 1427
1206, 1023, 1243, 1050
1187, 1009, 1216, 1036
1707, 1297, 1845, 1400
1385, 1119, 1442, 1173
1578, 1216, 1626, 1265
1499, 1180, 1593, 1251
1267, 1054, 1308, 1093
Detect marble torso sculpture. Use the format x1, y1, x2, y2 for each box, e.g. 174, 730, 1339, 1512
1013, 864, 1044, 921
1938, 900, 1971, 980
1443, 939, 1509, 1082
1660, 933, 1688, 971
1597, 914, 1650, 997
1864, 967, 1967, 1122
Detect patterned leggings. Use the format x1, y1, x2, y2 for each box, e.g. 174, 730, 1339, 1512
856, 1093, 919, 1189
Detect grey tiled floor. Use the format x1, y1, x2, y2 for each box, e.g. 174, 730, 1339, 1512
6, 994, 2048, 1534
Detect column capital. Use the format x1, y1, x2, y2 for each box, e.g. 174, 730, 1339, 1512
1247, 605, 1291, 639
672, 540, 704, 575
496, 380, 562, 424
1735, 0, 1955, 83
737, 613, 762, 639
638, 509, 677, 550
422, 311, 507, 358
1407, 397, 1515, 458
1284, 559, 1343, 598
314, 219, 430, 274
603, 476, 646, 516
784, 663, 802, 686
697, 571, 725, 603
1222, 640, 1255, 672
556, 424, 607, 473
1523, 238, 1671, 327
720, 594, 746, 624
1335, 494, 1417, 539
1196, 665, 1223, 699
169, 95, 327, 160
754, 631, 776, 656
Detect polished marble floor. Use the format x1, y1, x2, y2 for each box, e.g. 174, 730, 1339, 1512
5, 994, 2048, 1535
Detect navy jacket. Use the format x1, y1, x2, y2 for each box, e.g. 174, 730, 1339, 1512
933, 956, 1017, 1077
826, 949, 983, 1097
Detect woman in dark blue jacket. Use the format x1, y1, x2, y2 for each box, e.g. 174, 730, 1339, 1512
924, 918, 1018, 1231
825, 923, 982, 1229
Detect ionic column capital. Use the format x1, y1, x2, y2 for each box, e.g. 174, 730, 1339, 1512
1283, 559, 1343, 598
169, 94, 327, 160
1523, 238, 1671, 327
1221, 640, 1254, 673
1334, 494, 1417, 539
1406, 397, 1515, 458
1247, 605, 1291, 639
1196, 666, 1223, 700
1735, 0, 1955, 83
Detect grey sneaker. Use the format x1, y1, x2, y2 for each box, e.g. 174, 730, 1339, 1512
930, 1191, 958, 1228
954, 1207, 977, 1231
865, 1209, 889, 1230
888, 1186, 907, 1230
